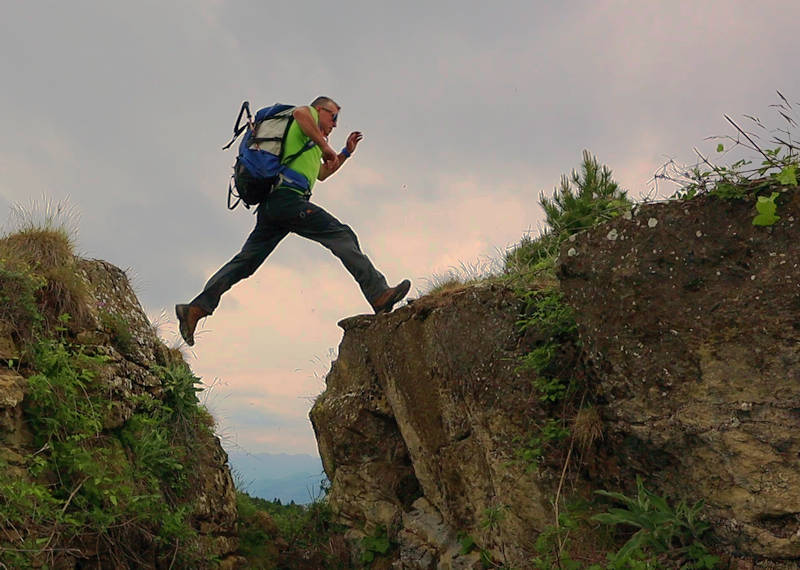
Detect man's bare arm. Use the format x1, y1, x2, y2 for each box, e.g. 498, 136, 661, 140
292, 106, 338, 167
319, 131, 363, 181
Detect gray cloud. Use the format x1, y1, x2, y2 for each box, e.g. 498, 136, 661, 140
3, 0, 799, 454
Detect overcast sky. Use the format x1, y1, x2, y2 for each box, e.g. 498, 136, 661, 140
2, 1, 799, 456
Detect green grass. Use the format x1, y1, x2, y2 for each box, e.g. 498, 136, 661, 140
419, 258, 504, 296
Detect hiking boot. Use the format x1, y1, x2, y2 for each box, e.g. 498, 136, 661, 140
175, 304, 208, 346
370, 279, 411, 314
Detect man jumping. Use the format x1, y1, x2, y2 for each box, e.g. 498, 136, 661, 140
176, 96, 410, 346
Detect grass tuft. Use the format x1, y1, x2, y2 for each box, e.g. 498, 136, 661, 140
573, 406, 603, 451
5, 195, 80, 246
0, 197, 91, 338
1, 227, 75, 271
419, 258, 503, 296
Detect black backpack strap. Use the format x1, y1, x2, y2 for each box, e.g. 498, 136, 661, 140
227, 176, 241, 210
222, 101, 254, 150
227, 159, 248, 210
281, 140, 317, 166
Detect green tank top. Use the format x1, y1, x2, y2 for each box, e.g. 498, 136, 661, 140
279, 107, 323, 193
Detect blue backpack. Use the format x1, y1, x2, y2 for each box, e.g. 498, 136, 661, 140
223, 101, 316, 210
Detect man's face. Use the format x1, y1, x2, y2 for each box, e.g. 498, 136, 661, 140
317, 105, 339, 136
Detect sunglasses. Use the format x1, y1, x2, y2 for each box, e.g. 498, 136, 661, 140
320, 107, 339, 122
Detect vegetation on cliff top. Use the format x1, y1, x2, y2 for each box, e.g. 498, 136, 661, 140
0, 209, 223, 567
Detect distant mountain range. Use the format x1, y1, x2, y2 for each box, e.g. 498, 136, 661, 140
225, 450, 326, 505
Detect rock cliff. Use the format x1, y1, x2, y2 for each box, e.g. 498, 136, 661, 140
559, 190, 800, 559
310, 188, 800, 568
312, 287, 543, 568
0, 254, 239, 568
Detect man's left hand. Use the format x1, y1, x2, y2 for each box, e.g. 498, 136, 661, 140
346, 131, 363, 154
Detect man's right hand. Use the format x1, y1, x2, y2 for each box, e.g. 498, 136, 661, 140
322, 143, 339, 169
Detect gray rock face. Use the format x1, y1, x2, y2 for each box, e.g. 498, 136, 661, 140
311, 286, 554, 568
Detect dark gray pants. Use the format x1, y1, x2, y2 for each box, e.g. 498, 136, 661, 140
191, 190, 388, 314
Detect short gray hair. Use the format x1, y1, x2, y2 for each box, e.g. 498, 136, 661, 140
310, 96, 339, 110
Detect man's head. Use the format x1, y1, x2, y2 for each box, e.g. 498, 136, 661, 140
311, 96, 340, 136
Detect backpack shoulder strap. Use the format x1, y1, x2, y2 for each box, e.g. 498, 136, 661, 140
281, 139, 317, 165
222, 101, 254, 150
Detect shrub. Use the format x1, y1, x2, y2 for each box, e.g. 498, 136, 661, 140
505, 150, 630, 283
541, 150, 631, 238
593, 477, 720, 568
657, 93, 799, 230
153, 361, 206, 438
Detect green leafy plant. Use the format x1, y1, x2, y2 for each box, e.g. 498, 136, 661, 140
775, 164, 797, 186
120, 408, 188, 494
457, 531, 477, 555
1, 334, 217, 566
516, 419, 570, 470
26, 337, 106, 441
153, 361, 205, 431
657, 92, 799, 208
593, 477, 720, 568
517, 290, 580, 403
752, 192, 781, 226
361, 525, 391, 564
